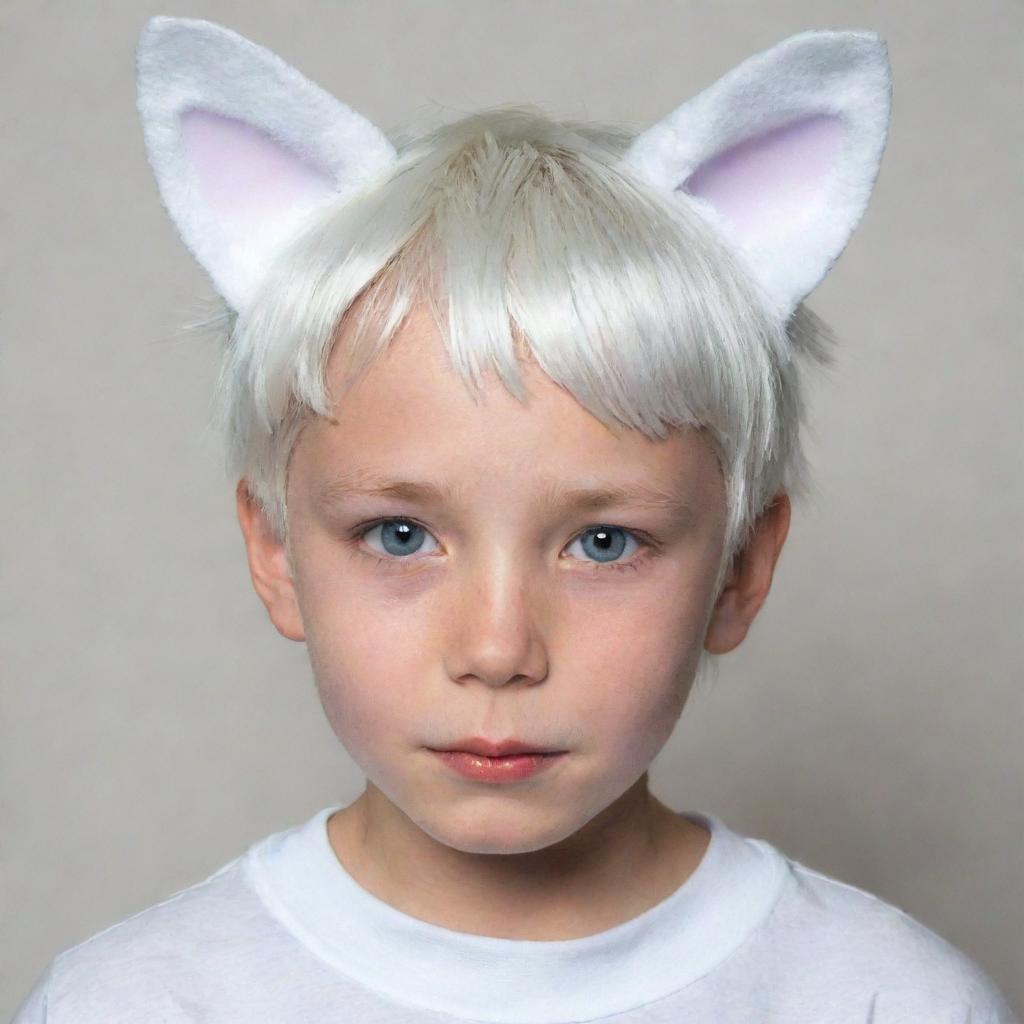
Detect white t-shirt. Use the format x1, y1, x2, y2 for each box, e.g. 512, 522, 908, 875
13, 804, 1020, 1023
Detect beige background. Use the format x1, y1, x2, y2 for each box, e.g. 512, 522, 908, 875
2, 0, 1022, 1018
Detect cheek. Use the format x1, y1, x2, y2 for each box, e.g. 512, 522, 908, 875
303, 599, 427, 760
558, 591, 707, 758
573, 663, 690, 767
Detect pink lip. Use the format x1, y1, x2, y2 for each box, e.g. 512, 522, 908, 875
435, 736, 564, 757
432, 749, 566, 783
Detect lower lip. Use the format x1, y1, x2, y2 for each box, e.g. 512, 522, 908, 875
432, 749, 566, 782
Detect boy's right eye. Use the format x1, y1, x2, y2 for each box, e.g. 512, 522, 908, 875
357, 519, 439, 560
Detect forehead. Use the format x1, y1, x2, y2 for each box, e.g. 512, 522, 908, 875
294, 301, 723, 509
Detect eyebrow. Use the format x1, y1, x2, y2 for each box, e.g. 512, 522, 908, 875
315, 470, 696, 519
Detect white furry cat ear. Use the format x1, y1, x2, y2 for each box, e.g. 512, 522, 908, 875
136, 17, 398, 313
620, 30, 892, 322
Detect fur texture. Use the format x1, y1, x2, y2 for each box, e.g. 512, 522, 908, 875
136, 17, 397, 311
621, 30, 891, 321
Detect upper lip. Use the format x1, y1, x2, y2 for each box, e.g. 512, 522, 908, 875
434, 737, 564, 756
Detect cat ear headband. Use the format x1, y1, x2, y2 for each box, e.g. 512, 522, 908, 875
136, 17, 891, 321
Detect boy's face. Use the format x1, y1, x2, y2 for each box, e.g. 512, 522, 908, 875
238, 300, 786, 856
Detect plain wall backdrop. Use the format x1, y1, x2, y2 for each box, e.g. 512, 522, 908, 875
2, 0, 1021, 1017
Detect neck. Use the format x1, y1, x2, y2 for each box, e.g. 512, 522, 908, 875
326, 774, 710, 940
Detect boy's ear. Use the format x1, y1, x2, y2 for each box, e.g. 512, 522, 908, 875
704, 492, 791, 655
235, 480, 306, 643
136, 16, 398, 313
620, 30, 892, 322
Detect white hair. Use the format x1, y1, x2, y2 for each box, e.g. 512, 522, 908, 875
211, 104, 836, 688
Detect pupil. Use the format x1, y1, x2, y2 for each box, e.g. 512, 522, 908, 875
381, 521, 419, 554
585, 527, 625, 563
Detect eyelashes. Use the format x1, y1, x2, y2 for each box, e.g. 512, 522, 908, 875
349, 517, 659, 576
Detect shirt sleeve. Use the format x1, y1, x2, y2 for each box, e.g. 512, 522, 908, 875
10, 959, 53, 1024
978, 987, 1024, 1024
865, 985, 1023, 1023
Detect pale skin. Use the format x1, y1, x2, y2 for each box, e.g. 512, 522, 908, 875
236, 300, 790, 940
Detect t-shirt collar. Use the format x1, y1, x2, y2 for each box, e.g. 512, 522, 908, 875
246, 803, 788, 1023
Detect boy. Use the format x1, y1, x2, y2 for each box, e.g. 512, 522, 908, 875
13, 16, 1019, 1023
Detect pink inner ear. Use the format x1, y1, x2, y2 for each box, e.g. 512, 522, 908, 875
180, 108, 337, 241
683, 114, 844, 248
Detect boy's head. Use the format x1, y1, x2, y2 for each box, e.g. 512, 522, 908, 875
136, 18, 890, 850
234, 290, 789, 853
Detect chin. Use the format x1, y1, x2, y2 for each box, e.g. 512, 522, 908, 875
418, 807, 580, 857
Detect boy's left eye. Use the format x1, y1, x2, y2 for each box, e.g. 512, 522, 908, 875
351, 518, 656, 574
565, 525, 645, 571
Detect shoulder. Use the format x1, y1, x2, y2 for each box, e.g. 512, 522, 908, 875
767, 855, 1019, 1021
19, 854, 269, 1023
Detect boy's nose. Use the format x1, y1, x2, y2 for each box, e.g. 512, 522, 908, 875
443, 564, 550, 689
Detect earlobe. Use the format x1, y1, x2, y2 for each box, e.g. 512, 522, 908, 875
703, 493, 791, 655
235, 480, 306, 642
